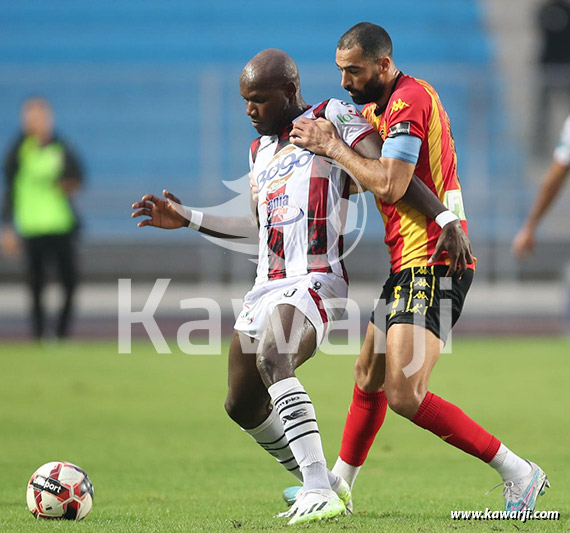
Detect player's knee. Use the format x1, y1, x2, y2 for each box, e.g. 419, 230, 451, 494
256, 351, 293, 386
256, 352, 276, 383
384, 386, 422, 419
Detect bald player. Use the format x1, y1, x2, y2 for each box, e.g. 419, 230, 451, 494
136, 48, 364, 525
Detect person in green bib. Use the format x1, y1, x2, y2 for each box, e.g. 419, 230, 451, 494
1, 97, 84, 339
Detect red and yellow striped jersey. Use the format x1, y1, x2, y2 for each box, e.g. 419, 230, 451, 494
362, 74, 473, 273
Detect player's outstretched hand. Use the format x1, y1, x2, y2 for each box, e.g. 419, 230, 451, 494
131, 189, 188, 229
290, 117, 340, 156
512, 225, 534, 259
429, 220, 473, 277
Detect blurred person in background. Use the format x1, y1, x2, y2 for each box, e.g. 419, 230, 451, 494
1, 97, 84, 340
513, 113, 570, 257
535, 0, 570, 153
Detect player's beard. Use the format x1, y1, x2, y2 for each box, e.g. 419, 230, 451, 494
346, 74, 387, 106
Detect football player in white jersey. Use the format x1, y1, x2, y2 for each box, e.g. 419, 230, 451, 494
132, 48, 470, 525
513, 113, 570, 258
134, 49, 365, 524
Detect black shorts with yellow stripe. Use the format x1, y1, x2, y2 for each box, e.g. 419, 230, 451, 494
370, 265, 473, 343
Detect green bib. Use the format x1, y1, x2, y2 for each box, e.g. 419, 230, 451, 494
13, 137, 75, 237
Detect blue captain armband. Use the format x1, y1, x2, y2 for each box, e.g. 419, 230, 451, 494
381, 135, 422, 165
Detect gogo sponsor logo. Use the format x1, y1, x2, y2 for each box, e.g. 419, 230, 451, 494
266, 193, 304, 228
258, 147, 312, 192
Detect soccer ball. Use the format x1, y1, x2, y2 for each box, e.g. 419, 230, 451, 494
26, 461, 94, 520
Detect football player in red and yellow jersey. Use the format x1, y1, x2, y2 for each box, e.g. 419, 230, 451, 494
290, 22, 548, 513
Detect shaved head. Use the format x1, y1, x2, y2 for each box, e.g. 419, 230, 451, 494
240, 49, 299, 89
240, 49, 306, 136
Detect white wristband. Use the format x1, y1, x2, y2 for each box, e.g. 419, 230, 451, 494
187, 210, 203, 231
168, 201, 203, 231
435, 210, 459, 228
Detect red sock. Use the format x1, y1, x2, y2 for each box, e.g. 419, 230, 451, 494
339, 385, 388, 466
412, 392, 501, 463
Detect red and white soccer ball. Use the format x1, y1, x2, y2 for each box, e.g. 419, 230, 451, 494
26, 461, 94, 520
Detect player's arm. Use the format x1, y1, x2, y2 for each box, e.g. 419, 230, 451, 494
131, 189, 258, 240
293, 114, 451, 217
352, 131, 473, 275
60, 143, 84, 197
512, 160, 569, 258
314, 101, 440, 212
294, 116, 450, 215
293, 96, 444, 207
294, 114, 473, 275
1, 138, 21, 258
291, 117, 413, 203
348, 136, 441, 213
524, 160, 569, 226
351, 131, 451, 218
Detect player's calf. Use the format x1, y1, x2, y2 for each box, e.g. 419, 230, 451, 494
268, 377, 331, 491
224, 394, 271, 429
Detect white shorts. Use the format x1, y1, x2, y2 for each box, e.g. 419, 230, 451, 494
234, 272, 348, 348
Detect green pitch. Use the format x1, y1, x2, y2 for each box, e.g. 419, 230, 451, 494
1, 338, 568, 532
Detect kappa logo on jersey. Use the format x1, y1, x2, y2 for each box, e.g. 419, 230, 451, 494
388, 121, 411, 138
257, 145, 312, 192
266, 193, 304, 227
391, 98, 410, 113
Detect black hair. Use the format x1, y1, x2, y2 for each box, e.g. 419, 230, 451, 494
338, 22, 393, 60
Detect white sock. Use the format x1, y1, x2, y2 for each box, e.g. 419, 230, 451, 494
332, 457, 361, 489
328, 471, 344, 492
243, 407, 302, 482
268, 377, 330, 491
489, 444, 532, 481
